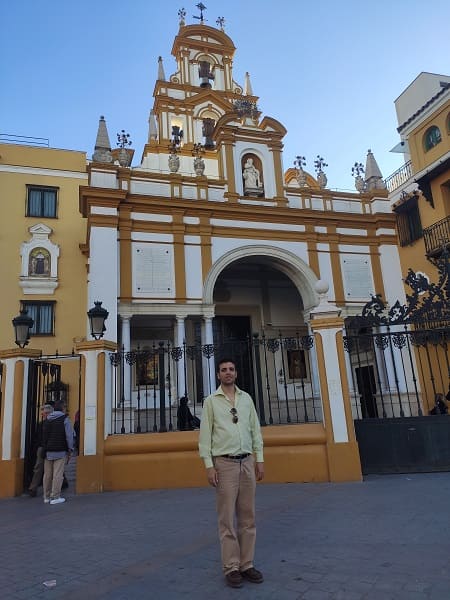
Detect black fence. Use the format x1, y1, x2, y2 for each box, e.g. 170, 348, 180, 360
109, 333, 322, 434
344, 325, 450, 420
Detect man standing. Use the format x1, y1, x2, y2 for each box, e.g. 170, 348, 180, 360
28, 404, 54, 497
42, 399, 73, 505
199, 358, 264, 588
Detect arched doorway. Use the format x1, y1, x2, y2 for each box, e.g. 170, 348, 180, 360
203, 246, 321, 423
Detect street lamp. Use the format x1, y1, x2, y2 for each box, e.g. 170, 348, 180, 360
87, 301, 109, 340
12, 308, 34, 348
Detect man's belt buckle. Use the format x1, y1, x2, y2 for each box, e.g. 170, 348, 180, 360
224, 453, 250, 460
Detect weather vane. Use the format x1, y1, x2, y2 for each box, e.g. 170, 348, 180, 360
216, 16, 225, 30
193, 2, 207, 24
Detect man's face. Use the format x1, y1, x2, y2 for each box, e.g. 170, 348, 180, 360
217, 362, 237, 386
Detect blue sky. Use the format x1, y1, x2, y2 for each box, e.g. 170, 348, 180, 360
1, 0, 449, 191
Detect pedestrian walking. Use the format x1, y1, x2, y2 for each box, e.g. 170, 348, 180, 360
28, 404, 54, 497
198, 358, 264, 588
42, 399, 74, 505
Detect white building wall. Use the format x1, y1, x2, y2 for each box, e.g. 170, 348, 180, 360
379, 245, 406, 305
316, 244, 335, 301
185, 244, 203, 298
211, 237, 309, 265
88, 227, 118, 341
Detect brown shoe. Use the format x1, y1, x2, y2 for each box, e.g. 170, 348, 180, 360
225, 570, 243, 588
241, 567, 264, 583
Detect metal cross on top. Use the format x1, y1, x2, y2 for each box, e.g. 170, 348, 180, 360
194, 2, 207, 23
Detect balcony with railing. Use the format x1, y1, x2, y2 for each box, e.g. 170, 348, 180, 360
385, 160, 413, 193
423, 216, 450, 257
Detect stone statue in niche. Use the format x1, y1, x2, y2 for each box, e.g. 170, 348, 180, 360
29, 248, 50, 276
242, 157, 264, 196
202, 118, 215, 149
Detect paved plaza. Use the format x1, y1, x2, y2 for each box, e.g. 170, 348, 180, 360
1, 471, 450, 599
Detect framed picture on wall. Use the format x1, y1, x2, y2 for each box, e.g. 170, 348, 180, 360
136, 353, 159, 387
287, 349, 307, 380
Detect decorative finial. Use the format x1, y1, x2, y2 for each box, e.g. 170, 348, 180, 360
178, 7, 186, 26
294, 155, 306, 169
117, 130, 132, 149
216, 16, 225, 30
352, 162, 366, 193
192, 143, 204, 158
193, 2, 207, 24
314, 156, 328, 189
351, 162, 364, 178
294, 156, 307, 187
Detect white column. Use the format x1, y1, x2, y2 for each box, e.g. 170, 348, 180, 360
0, 357, 31, 460
121, 316, 131, 404
204, 317, 216, 395
176, 316, 186, 398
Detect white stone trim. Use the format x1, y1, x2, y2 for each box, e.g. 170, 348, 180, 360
0, 164, 87, 179
203, 244, 319, 312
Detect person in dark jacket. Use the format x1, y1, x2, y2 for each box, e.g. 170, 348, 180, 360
28, 404, 54, 497
177, 396, 200, 430
429, 393, 448, 415
42, 400, 74, 505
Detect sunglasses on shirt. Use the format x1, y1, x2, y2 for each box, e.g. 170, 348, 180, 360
230, 407, 238, 424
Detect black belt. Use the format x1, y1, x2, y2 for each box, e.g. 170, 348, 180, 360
221, 453, 250, 460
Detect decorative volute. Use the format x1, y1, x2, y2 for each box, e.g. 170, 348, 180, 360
364, 149, 386, 190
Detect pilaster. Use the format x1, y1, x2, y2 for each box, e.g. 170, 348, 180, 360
74, 339, 117, 494
309, 288, 362, 482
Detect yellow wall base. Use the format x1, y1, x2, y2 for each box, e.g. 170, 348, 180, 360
76, 454, 104, 494
326, 440, 362, 482
0, 458, 24, 497
99, 424, 361, 492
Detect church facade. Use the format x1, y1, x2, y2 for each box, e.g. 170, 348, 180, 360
1, 13, 406, 495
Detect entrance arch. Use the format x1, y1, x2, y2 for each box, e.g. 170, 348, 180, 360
203, 245, 319, 312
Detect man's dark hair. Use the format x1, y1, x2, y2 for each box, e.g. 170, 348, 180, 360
216, 357, 236, 372
54, 400, 65, 412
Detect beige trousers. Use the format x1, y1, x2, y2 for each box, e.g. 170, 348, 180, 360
214, 455, 256, 574
29, 446, 45, 491
43, 457, 66, 500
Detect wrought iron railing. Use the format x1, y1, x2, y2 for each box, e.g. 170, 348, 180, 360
344, 251, 450, 419
344, 326, 450, 419
385, 160, 413, 193
108, 333, 322, 434
423, 215, 450, 256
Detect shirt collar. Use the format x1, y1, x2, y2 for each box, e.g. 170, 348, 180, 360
213, 385, 242, 398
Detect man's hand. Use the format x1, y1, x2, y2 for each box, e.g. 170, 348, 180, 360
255, 462, 264, 481
206, 467, 218, 487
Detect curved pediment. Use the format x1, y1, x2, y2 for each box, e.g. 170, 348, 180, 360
171, 24, 236, 56
285, 167, 320, 189
260, 116, 287, 136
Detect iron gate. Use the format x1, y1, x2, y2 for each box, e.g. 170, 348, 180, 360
109, 332, 323, 434
345, 251, 450, 474
24, 355, 81, 490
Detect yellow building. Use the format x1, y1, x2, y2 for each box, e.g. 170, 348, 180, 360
386, 72, 450, 410
0, 142, 87, 494
2, 13, 411, 496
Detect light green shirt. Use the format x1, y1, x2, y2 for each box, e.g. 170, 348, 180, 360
198, 385, 264, 469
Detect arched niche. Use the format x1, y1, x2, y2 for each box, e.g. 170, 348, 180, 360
241, 152, 264, 197
20, 223, 59, 294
